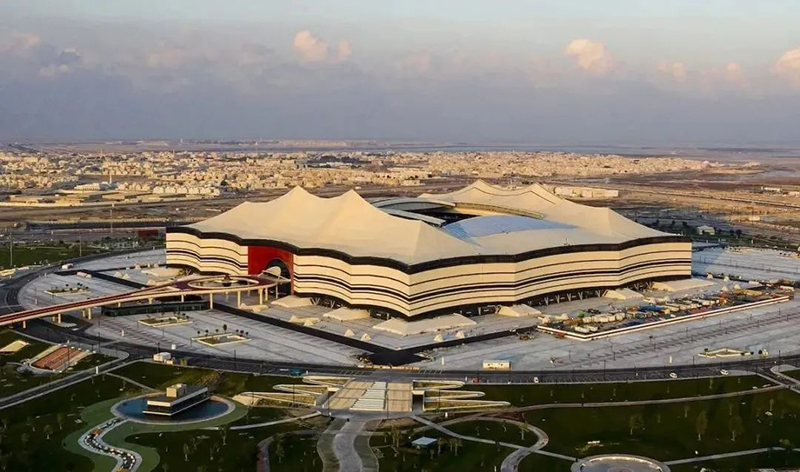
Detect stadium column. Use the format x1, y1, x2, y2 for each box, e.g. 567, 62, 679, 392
86, 308, 92, 320
259, 288, 264, 305
237, 291, 241, 307
209, 293, 214, 309
21, 320, 26, 329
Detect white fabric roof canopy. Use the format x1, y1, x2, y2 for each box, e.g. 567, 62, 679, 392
187, 182, 672, 266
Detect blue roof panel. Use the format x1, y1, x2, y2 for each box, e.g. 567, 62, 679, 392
443, 215, 574, 239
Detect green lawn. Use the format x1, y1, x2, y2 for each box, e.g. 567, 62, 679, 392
519, 453, 574, 471
523, 389, 800, 462
69, 352, 117, 372
0, 374, 141, 471
268, 431, 323, 472
782, 369, 800, 382
446, 420, 539, 447
129, 423, 303, 472
670, 450, 800, 472
111, 361, 306, 397
467, 375, 770, 406
0, 243, 106, 270
376, 429, 511, 472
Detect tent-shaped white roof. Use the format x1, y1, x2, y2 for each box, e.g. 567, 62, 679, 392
187, 186, 478, 265
185, 182, 675, 267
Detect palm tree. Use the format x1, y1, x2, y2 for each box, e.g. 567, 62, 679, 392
43, 424, 53, 440
275, 434, 285, 463
696, 410, 708, 441
729, 415, 744, 441
629, 414, 644, 436
220, 423, 230, 446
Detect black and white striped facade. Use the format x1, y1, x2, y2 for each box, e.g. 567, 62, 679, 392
167, 182, 692, 318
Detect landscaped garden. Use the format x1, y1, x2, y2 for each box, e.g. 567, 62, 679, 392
466, 374, 771, 406
522, 388, 800, 462
0, 373, 140, 471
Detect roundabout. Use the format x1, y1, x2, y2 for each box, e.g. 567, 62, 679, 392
571, 454, 671, 472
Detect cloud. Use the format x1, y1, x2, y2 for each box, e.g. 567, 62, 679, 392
38, 47, 82, 78
293, 30, 328, 63
336, 40, 352, 61
146, 48, 186, 69
656, 62, 687, 82
564, 39, 613, 74
775, 47, 800, 87
0, 32, 41, 55
397, 53, 432, 75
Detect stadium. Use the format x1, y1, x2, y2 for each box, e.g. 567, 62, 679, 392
166, 181, 692, 319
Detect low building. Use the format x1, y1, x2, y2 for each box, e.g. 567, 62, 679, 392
144, 383, 209, 416
696, 225, 715, 235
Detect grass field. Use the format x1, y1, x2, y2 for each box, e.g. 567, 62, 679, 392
0, 243, 106, 270
782, 369, 800, 382
112, 361, 306, 397
267, 431, 323, 472
0, 374, 140, 471
519, 453, 574, 471
523, 389, 800, 462
446, 419, 539, 447
376, 428, 510, 472
670, 450, 800, 471
466, 375, 771, 406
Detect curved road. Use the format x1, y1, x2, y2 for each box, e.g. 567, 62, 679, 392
79, 417, 142, 472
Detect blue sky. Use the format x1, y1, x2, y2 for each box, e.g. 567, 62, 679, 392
1, 1, 799, 144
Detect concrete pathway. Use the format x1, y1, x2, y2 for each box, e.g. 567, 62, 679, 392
333, 418, 368, 472
412, 415, 572, 470
204, 412, 321, 431
665, 447, 775, 465
318, 419, 343, 472
105, 372, 157, 392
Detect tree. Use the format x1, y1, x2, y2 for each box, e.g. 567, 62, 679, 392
57, 413, 65, 430
519, 422, 528, 441
222, 324, 228, 333
696, 410, 708, 441
220, 423, 230, 446
275, 434, 285, 463
629, 414, 644, 436
390, 426, 403, 451
728, 415, 744, 442
183, 442, 191, 462
43, 424, 53, 440
780, 439, 795, 465
448, 437, 461, 456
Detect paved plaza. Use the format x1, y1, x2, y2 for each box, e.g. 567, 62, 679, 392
13, 248, 800, 371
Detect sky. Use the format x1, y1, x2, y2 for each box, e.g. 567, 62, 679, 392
1, 0, 799, 145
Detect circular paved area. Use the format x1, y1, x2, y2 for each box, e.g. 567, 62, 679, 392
571, 454, 670, 472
